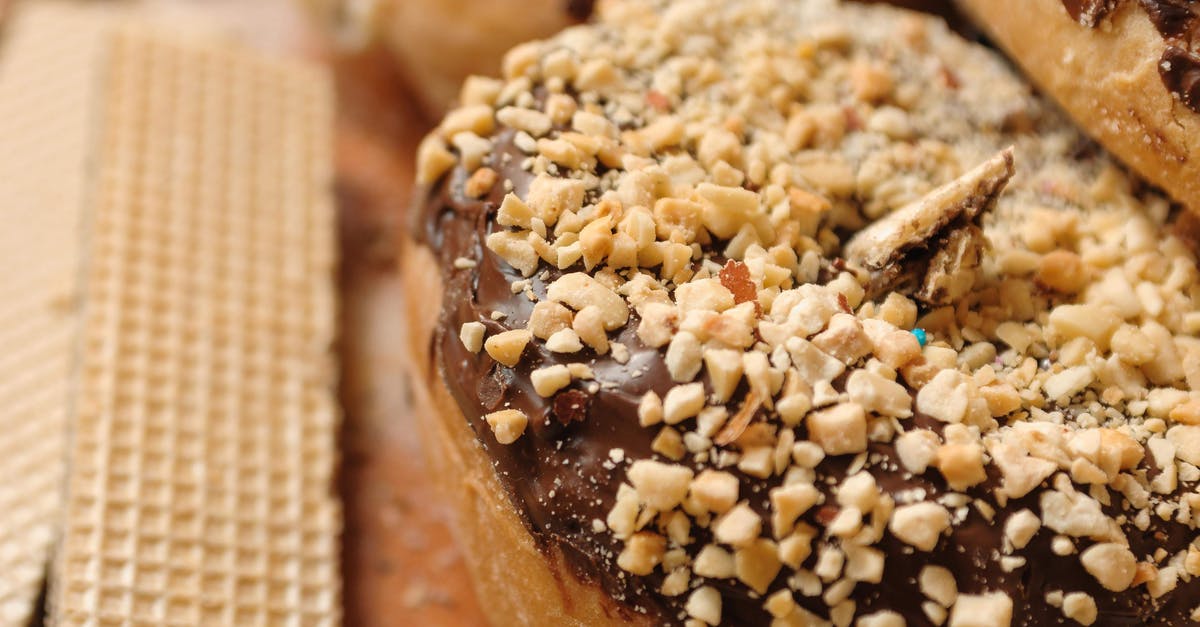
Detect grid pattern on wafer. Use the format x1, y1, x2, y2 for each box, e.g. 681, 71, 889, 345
52, 26, 340, 626
0, 5, 113, 625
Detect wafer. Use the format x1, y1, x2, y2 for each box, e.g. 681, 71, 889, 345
49, 24, 340, 626
0, 5, 113, 625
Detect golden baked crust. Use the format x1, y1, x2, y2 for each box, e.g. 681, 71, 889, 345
957, 0, 1200, 213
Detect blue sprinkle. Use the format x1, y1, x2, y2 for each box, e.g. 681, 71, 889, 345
912, 328, 927, 347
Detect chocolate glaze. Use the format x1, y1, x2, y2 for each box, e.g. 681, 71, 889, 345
1139, 0, 1200, 40
564, 0, 597, 22
1161, 45, 1200, 111
1061, 0, 1200, 113
414, 126, 1200, 624
1062, 0, 1121, 26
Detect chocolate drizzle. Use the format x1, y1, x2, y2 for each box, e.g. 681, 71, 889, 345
1061, 0, 1200, 112
414, 130, 1200, 625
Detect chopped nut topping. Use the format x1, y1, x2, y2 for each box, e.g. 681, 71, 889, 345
916, 370, 969, 423
948, 592, 1013, 627
763, 589, 796, 619
617, 531, 666, 575
857, 611, 906, 627
638, 391, 663, 427
1079, 543, 1137, 592
439, 103, 494, 138
531, 365, 572, 397
769, 483, 820, 539
936, 439, 987, 491
734, 538, 782, 594
694, 544, 735, 578
1037, 250, 1088, 293
895, 429, 940, 474
889, 502, 951, 551
690, 469, 739, 514
812, 313, 872, 365
496, 106, 552, 137
545, 328, 583, 353
464, 167, 498, 198
483, 329, 531, 367
628, 460, 694, 511
1060, 591, 1097, 626
1167, 425, 1200, 465
663, 382, 706, 425
685, 586, 722, 626
484, 409, 528, 444
459, 322, 486, 354
1003, 509, 1041, 550
666, 331, 703, 382
919, 565, 958, 607
807, 402, 868, 455
704, 348, 744, 404
845, 545, 885, 583
451, 132, 492, 171
846, 369, 911, 418
572, 305, 610, 354
416, 134, 456, 185
714, 502, 762, 548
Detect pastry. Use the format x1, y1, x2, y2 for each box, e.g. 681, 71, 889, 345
956, 0, 1200, 214
306, 0, 595, 116
405, 0, 1200, 624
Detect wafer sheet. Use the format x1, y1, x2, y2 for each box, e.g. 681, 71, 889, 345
50, 23, 340, 627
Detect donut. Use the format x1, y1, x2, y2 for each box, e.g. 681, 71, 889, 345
955, 0, 1200, 214
404, 0, 1200, 624
305, 0, 595, 116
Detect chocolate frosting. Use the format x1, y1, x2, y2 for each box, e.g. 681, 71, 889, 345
1061, 0, 1200, 113
413, 128, 1200, 625
1139, 0, 1200, 40
564, 0, 597, 22
1062, 0, 1121, 26
1161, 45, 1200, 111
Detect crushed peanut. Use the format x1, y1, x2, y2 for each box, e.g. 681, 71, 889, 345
484, 409, 528, 445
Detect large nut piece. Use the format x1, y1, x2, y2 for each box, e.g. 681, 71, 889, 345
889, 502, 951, 551
1079, 543, 1137, 592
948, 592, 1013, 627
484, 329, 532, 367
484, 409, 529, 444
628, 459, 694, 511
846, 369, 912, 417
806, 402, 868, 455
714, 503, 762, 548
690, 470, 740, 514
547, 272, 630, 329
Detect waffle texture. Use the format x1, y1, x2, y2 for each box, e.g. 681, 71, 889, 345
49, 24, 340, 627
0, 5, 110, 625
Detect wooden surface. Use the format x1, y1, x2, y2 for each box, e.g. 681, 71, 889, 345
333, 44, 491, 626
